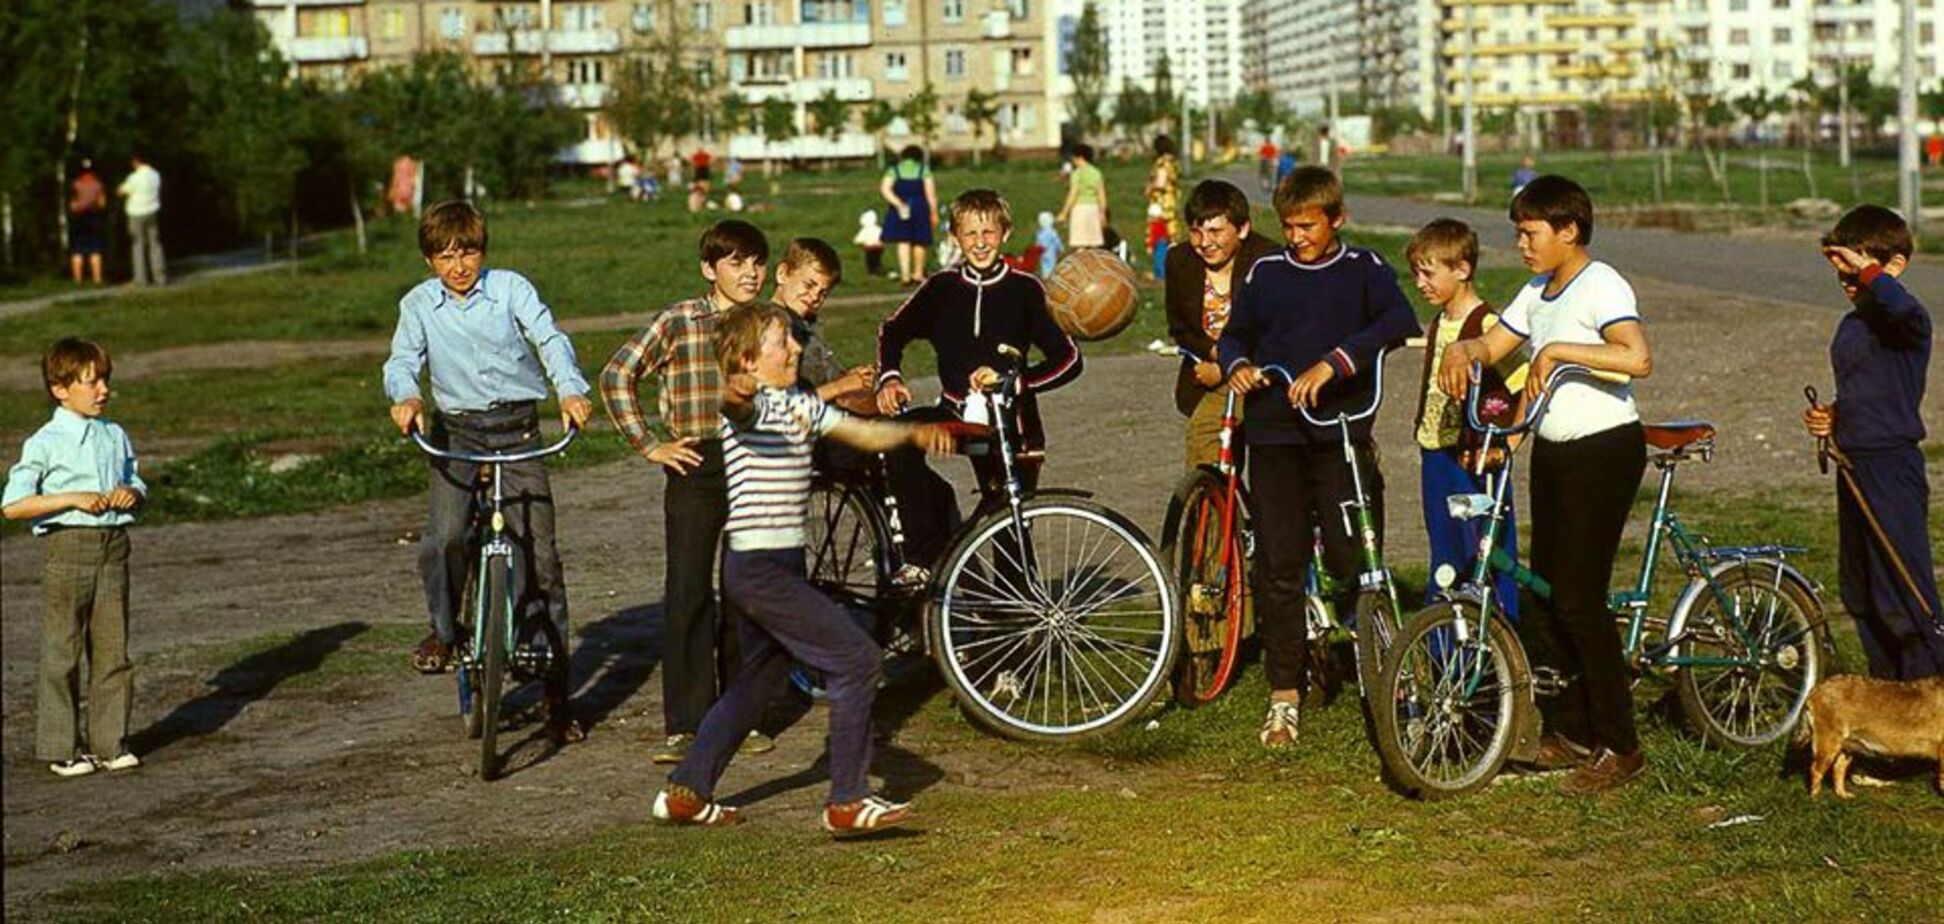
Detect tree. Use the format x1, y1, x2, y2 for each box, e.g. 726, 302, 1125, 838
351, 53, 491, 200
718, 90, 753, 139
758, 95, 797, 175
1734, 86, 1783, 142
480, 45, 579, 201
962, 88, 999, 165
807, 89, 850, 142
1151, 53, 1176, 139
1227, 89, 1281, 140
172, 13, 308, 246
604, 3, 711, 163
1067, 2, 1109, 139
862, 99, 899, 167
901, 83, 940, 151
1111, 78, 1154, 149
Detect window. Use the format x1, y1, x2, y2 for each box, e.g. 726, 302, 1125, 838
440, 7, 466, 38
494, 5, 534, 29
1772, 61, 1792, 78
885, 0, 906, 26
885, 51, 909, 81
381, 9, 406, 39
567, 59, 605, 84
1773, 27, 1790, 43
1729, 28, 1748, 44
312, 9, 350, 37
1926, 23, 1936, 42
1728, 0, 1746, 9
558, 3, 605, 30
945, 48, 965, 78
1732, 63, 1751, 79
1684, 26, 1706, 44
1772, 0, 1789, 7
692, 2, 713, 29
1011, 46, 1034, 75
632, 3, 656, 33
1855, 22, 1872, 40
818, 53, 855, 78
1008, 0, 1028, 18
744, 2, 775, 24
942, 0, 964, 23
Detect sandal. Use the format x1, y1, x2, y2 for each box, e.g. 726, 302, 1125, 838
411, 633, 451, 674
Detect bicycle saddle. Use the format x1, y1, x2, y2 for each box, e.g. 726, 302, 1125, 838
1642, 420, 1716, 450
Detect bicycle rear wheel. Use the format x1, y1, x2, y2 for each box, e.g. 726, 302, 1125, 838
1165, 471, 1249, 707
478, 558, 510, 781
932, 498, 1179, 741
802, 480, 897, 698
1373, 602, 1530, 799
1674, 563, 1823, 749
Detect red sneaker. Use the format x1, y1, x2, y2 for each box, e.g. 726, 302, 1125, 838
821, 796, 911, 836
652, 785, 743, 827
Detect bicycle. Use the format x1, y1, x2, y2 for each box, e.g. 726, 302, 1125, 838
408, 423, 578, 782
1371, 364, 1834, 798
804, 345, 1181, 741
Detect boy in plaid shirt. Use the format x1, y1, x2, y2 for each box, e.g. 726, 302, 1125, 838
602, 220, 773, 764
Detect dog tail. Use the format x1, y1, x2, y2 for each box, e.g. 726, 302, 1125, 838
1791, 704, 1814, 749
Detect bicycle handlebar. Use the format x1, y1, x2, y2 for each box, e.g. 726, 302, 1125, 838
1463, 361, 1630, 436
407, 422, 580, 465
1286, 346, 1394, 428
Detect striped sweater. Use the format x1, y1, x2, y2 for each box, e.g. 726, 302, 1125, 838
720, 386, 843, 552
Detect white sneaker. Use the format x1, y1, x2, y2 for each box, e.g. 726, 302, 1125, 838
99, 752, 141, 772
1259, 700, 1301, 749
49, 757, 97, 778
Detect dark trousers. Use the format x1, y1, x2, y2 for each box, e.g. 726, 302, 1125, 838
671, 548, 882, 804
37, 527, 132, 761
662, 439, 728, 735
1838, 445, 1944, 680
1525, 422, 1644, 754
420, 405, 566, 647
1420, 448, 1520, 619
1249, 441, 1384, 693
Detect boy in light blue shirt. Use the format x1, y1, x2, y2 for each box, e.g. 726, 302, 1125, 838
382, 201, 593, 744
4, 338, 147, 777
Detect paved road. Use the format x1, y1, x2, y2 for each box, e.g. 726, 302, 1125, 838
1343, 193, 1944, 311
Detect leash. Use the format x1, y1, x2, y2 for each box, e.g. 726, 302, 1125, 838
1805, 386, 1935, 621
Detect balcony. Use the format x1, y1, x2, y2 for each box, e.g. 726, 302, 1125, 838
473, 29, 622, 56
726, 131, 877, 161
725, 22, 871, 50
287, 35, 369, 62
249, 0, 363, 6
1548, 14, 1635, 28
737, 77, 875, 104
1442, 41, 1578, 56
556, 83, 610, 108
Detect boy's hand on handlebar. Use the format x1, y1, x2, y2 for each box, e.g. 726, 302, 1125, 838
1228, 363, 1267, 394
1192, 361, 1224, 388
876, 379, 913, 416
559, 394, 594, 431
1437, 343, 1480, 399
1802, 403, 1835, 438
1527, 348, 1561, 402
390, 398, 426, 436
910, 423, 956, 457
1287, 361, 1336, 409
968, 366, 1001, 393
646, 437, 704, 475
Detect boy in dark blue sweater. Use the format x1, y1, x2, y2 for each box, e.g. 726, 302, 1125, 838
1217, 166, 1419, 747
1802, 205, 1943, 680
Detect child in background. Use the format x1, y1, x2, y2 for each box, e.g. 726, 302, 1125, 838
1407, 219, 1525, 622
1217, 166, 1419, 749
4, 338, 146, 777
1801, 205, 1943, 680
854, 210, 886, 278
1035, 211, 1063, 277
1146, 202, 1170, 282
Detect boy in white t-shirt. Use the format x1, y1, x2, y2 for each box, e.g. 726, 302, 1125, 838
1438, 175, 1654, 795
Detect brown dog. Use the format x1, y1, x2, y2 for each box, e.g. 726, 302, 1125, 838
1796, 675, 1944, 798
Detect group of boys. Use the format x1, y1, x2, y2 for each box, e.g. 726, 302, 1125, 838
8, 162, 1935, 819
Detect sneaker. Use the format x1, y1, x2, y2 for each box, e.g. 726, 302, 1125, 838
99, 752, 141, 772
739, 731, 776, 756
822, 795, 911, 836
889, 563, 931, 588
651, 733, 694, 765
1518, 734, 1591, 773
48, 757, 97, 778
1559, 747, 1647, 795
652, 785, 743, 827
1259, 700, 1301, 749
411, 633, 452, 674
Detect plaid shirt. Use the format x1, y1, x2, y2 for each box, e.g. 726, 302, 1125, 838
601, 295, 724, 455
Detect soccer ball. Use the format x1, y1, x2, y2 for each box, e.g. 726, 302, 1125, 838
1044, 248, 1138, 342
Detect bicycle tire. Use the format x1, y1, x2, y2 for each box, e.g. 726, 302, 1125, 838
478, 558, 509, 781
459, 561, 483, 740
931, 498, 1179, 742
1353, 590, 1399, 703
1673, 563, 1823, 749
1373, 602, 1530, 800
1165, 470, 1248, 707
801, 479, 898, 699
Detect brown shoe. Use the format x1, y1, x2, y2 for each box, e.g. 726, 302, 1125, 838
1559, 748, 1646, 795
411, 633, 452, 674
1523, 734, 1591, 772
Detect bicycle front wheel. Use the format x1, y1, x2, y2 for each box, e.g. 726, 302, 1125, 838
932, 498, 1179, 741
1353, 590, 1400, 703
1165, 470, 1249, 707
1674, 563, 1823, 749
477, 559, 510, 781
1373, 602, 1530, 799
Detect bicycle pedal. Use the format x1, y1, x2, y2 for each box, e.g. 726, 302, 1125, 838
1531, 667, 1571, 698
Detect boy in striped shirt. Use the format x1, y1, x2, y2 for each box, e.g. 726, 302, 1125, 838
654, 302, 953, 835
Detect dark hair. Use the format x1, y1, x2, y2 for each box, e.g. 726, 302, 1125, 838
1073, 143, 1095, 162
700, 219, 770, 266
1272, 166, 1344, 220
948, 188, 1013, 232
900, 144, 925, 163
1152, 134, 1176, 158
781, 237, 843, 285
1823, 204, 1913, 263
418, 200, 488, 257
1184, 180, 1251, 229
1508, 175, 1594, 246
714, 301, 793, 375
43, 337, 111, 394
1406, 218, 1480, 275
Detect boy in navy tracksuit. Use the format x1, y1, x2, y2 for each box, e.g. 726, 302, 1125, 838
1801, 205, 1944, 680
1218, 167, 1419, 747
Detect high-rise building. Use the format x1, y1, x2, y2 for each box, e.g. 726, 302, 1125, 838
1102, 0, 1245, 109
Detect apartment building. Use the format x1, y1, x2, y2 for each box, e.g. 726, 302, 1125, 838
239, 1, 1070, 163
1674, 0, 1941, 102
1102, 0, 1246, 109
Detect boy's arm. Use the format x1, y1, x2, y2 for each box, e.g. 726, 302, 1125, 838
875, 279, 939, 389
109, 427, 147, 510
382, 297, 430, 427
2, 442, 106, 520
508, 275, 593, 399
600, 315, 675, 457
1329, 257, 1421, 378
1021, 282, 1084, 393
828, 416, 954, 456
1856, 266, 1933, 349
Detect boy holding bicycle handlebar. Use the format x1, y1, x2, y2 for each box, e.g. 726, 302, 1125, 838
1438, 176, 1654, 794
1216, 167, 1419, 748
383, 201, 593, 741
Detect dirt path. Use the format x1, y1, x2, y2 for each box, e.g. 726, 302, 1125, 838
3, 279, 1939, 911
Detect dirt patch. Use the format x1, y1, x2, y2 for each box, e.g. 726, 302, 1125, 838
3, 278, 1939, 910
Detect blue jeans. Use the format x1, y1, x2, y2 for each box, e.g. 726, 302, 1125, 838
1419, 448, 1519, 620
